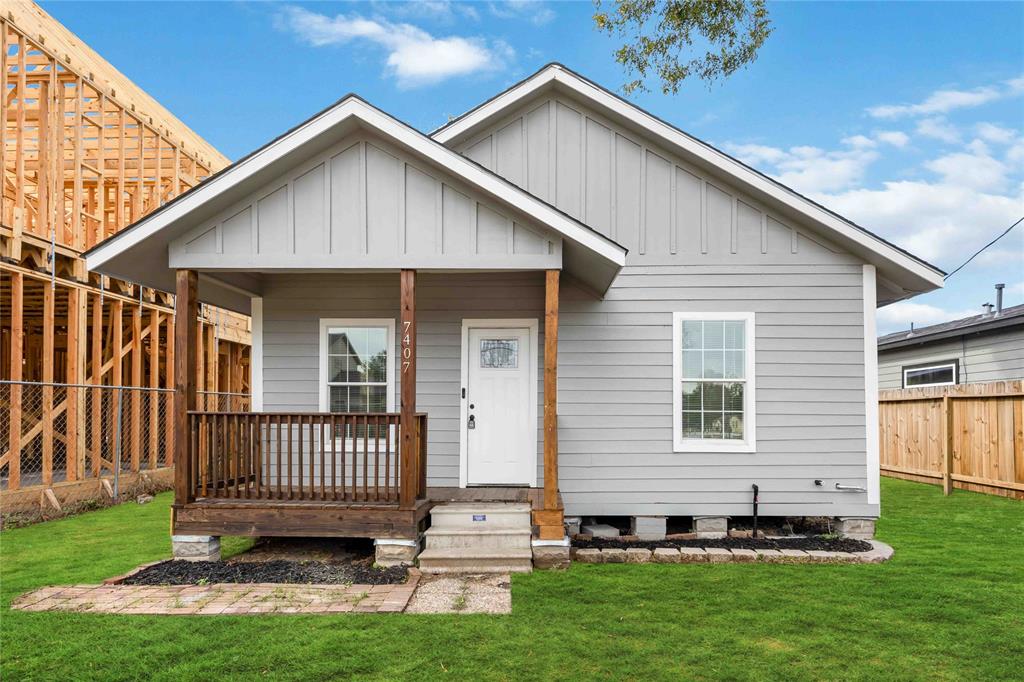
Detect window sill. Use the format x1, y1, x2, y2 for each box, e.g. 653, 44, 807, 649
674, 440, 755, 454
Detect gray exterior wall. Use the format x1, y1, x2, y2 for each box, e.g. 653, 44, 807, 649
168, 131, 561, 271
248, 89, 882, 518
262, 271, 546, 487
878, 326, 1024, 389
452, 92, 877, 517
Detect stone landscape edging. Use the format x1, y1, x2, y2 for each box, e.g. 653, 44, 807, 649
571, 539, 894, 565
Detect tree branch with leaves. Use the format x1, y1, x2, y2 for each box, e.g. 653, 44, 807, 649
594, 0, 773, 94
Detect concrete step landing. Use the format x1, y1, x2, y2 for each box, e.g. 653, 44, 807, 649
421, 502, 534, 573
417, 548, 534, 574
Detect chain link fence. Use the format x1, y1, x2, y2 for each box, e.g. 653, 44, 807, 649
197, 391, 251, 412
1, 381, 248, 493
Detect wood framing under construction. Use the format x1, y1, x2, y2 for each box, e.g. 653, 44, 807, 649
1, 3, 250, 502
1, 2, 226, 246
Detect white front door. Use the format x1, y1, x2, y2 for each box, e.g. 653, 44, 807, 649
464, 324, 535, 486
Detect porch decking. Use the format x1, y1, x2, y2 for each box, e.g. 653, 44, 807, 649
173, 488, 559, 539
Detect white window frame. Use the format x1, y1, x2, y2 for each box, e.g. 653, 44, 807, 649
672, 312, 756, 453
902, 361, 957, 388
318, 318, 396, 414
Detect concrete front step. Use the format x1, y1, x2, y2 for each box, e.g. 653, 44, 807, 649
418, 548, 534, 574
423, 527, 532, 550
428, 503, 532, 530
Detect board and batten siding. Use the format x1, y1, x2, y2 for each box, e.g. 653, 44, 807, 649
168, 132, 561, 271
261, 271, 547, 487
878, 326, 1024, 389
454, 93, 878, 517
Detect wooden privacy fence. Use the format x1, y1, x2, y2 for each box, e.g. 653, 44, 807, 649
879, 380, 1024, 499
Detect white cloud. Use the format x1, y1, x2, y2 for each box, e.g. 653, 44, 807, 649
875, 130, 909, 147
975, 122, 1017, 144
877, 301, 980, 334
276, 6, 512, 87
379, 1, 482, 22
1007, 281, 1024, 297
842, 134, 876, 149
915, 117, 961, 144
726, 143, 788, 166
867, 76, 1023, 119
1007, 138, 1024, 165
488, 1, 556, 25
818, 180, 1023, 265
726, 141, 877, 194
924, 151, 1008, 192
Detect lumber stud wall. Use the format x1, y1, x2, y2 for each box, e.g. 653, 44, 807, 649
1, 12, 224, 246
1, 8, 250, 501
879, 380, 1024, 500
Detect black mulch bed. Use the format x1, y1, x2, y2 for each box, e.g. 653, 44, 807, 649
573, 535, 873, 553
122, 559, 409, 586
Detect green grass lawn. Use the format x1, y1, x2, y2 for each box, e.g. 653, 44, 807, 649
2, 478, 1022, 681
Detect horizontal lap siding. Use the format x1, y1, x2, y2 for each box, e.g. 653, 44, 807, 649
456, 93, 877, 517
559, 268, 870, 514
558, 266, 872, 517
878, 327, 1024, 389
262, 271, 545, 487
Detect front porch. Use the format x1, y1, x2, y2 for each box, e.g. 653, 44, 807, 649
170, 269, 566, 548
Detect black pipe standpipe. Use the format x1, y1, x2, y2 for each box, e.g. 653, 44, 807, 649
751, 484, 760, 539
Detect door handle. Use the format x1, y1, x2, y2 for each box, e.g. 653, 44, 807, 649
468, 414, 476, 429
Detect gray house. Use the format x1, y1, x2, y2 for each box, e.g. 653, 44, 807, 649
878, 290, 1024, 389
85, 65, 944, 570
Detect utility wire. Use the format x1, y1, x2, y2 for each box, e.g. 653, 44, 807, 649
943, 216, 1023, 281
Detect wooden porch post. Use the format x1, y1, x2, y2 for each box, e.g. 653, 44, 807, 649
399, 269, 417, 509
173, 270, 198, 506
537, 269, 564, 539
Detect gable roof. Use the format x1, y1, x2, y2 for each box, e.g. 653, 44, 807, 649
433, 63, 946, 303
84, 94, 627, 304
878, 303, 1024, 351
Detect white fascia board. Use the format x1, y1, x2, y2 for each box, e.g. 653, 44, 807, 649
434, 66, 943, 290
86, 96, 625, 273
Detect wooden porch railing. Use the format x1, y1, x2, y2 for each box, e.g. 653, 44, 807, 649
186, 412, 427, 506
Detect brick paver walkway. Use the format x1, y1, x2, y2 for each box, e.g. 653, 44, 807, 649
12, 576, 419, 615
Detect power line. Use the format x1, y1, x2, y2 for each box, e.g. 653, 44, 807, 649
943, 216, 1023, 281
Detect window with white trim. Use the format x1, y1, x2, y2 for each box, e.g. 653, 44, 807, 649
672, 312, 756, 453
319, 319, 395, 414
903, 361, 957, 388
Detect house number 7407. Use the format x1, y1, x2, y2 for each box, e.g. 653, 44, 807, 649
402, 320, 413, 373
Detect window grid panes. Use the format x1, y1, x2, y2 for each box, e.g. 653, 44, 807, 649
326, 326, 389, 437
680, 319, 746, 441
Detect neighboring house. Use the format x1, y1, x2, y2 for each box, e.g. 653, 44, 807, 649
84, 64, 944, 569
878, 293, 1024, 389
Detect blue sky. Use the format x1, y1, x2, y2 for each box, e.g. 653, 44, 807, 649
45, 1, 1024, 333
